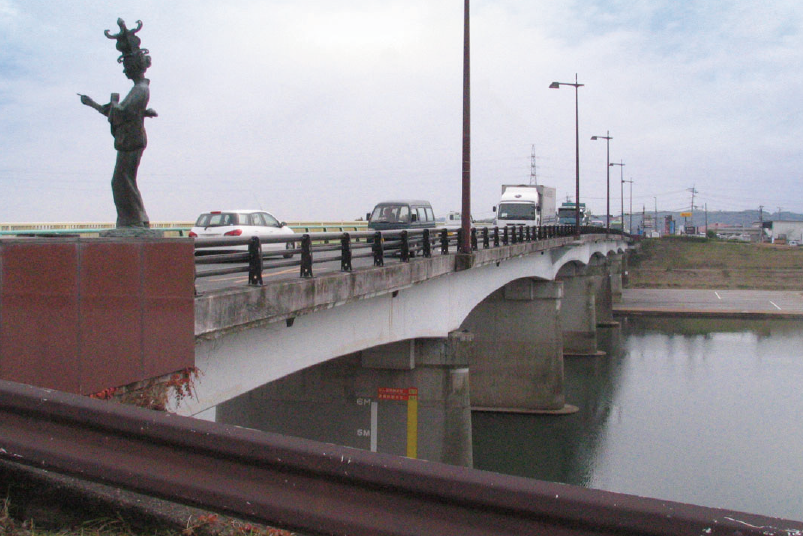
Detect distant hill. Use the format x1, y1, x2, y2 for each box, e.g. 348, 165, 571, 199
622, 209, 803, 231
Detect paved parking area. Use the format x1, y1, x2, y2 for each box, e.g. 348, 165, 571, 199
614, 289, 803, 317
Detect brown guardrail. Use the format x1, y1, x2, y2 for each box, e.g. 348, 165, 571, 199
0, 379, 799, 536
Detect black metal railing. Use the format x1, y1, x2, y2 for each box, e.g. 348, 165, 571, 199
194, 225, 630, 285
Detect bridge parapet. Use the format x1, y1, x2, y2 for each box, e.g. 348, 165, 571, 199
195, 234, 625, 339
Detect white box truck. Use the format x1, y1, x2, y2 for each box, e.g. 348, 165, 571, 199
494, 185, 556, 227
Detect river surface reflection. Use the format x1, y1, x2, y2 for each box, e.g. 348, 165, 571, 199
472, 317, 803, 520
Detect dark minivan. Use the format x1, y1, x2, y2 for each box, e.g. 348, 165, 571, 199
367, 200, 437, 231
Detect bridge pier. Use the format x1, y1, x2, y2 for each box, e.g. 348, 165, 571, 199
460, 279, 573, 413
609, 254, 625, 304
589, 261, 617, 328
558, 266, 604, 357
215, 332, 473, 467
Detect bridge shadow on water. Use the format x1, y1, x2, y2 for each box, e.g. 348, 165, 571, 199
472, 325, 625, 486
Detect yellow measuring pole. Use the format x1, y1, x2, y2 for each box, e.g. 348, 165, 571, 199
406, 388, 418, 458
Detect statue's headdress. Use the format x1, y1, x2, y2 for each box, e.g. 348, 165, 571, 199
104, 18, 149, 63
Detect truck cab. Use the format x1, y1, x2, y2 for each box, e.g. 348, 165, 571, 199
557, 202, 590, 226
494, 185, 541, 227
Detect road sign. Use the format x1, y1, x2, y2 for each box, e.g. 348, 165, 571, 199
377, 387, 418, 458
680, 211, 692, 217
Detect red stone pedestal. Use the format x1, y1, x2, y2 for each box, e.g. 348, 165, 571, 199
0, 237, 195, 395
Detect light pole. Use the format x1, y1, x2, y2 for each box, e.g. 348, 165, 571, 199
610, 160, 624, 232
459, 0, 471, 253
623, 178, 634, 235
591, 131, 612, 234
550, 74, 584, 238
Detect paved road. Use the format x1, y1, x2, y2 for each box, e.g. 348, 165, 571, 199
615, 288, 803, 317
195, 246, 424, 293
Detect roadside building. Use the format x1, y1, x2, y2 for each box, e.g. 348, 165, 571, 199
771, 220, 803, 245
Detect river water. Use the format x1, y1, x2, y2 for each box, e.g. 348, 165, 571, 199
472, 316, 803, 521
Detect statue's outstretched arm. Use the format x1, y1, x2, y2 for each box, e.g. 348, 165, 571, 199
78, 94, 111, 116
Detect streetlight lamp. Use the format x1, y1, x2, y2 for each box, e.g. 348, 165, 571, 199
549, 74, 584, 238
591, 131, 612, 234
623, 178, 634, 235
610, 160, 624, 232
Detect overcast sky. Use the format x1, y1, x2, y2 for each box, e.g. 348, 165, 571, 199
2, 1, 802, 223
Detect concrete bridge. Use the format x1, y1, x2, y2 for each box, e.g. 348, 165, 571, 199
0, 229, 629, 466
188, 232, 630, 466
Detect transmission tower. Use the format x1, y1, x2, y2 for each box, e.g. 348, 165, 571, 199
529, 144, 538, 186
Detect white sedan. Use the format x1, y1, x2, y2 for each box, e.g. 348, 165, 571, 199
189, 210, 296, 257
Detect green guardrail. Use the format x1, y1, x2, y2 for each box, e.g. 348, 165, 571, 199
0, 222, 369, 238
0, 227, 191, 238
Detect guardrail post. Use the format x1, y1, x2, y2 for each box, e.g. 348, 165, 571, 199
400, 230, 410, 262
525, 226, 531, 241
511, 226, 518, 244
248, 236, 263, 286
300, 234, 313, 278
470, 228, 478, 251
372, 231, 384, 266
502, 226, 509, 246
440, 228, 449, 254
518, 225, 524, 243
482, 227, 489, 249
423, 228, 432, 258
340, 233, 352, 272
493, 227, 499, 247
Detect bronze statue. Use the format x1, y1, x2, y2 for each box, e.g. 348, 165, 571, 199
79, 19, 157, 229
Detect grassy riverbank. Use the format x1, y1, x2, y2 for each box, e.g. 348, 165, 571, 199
628, 237, 803, 290
0, 463, 296, 536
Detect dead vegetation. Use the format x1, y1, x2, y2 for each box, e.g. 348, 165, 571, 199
627, 237, 803, 290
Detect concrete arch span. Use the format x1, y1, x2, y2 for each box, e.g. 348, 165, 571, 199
186, 238, 627, 419
188, 237, 628, 464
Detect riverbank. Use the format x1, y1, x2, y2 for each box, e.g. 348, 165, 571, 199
627, 237, 803, 290
614, 288, 803, 318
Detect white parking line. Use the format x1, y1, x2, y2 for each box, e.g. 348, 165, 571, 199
769, 301, 782, 310
714, 291, 722, 300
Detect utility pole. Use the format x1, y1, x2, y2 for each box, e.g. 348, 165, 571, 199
642, 204, 646, 235
529, 144, 537, 186
759, 205, 764, 243
705, 203, 708, 236
687, 186, 698, 224
654, 197, 658, 236
778, 207, 783, 221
